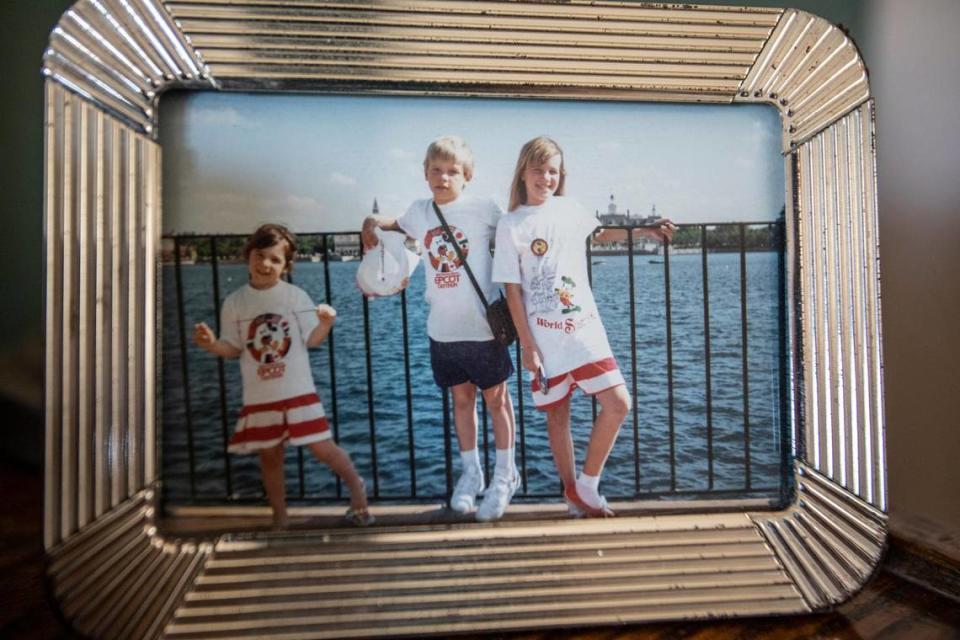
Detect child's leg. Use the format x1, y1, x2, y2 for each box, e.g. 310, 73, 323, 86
257, 444, 288, 527
449, 381, 484, 512
481, 381, 515, 457
582, 385, 631, 475
450, 381, 479, 455
544, 398, 576, 490
306, 440, 368, 511
475, 381, 519, 522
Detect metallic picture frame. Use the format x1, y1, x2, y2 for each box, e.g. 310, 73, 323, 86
42, 1, 885, 638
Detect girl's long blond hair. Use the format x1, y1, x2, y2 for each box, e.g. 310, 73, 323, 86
508, 136, 566, 212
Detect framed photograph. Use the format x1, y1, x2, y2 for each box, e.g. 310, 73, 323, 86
43, 1, 885, 638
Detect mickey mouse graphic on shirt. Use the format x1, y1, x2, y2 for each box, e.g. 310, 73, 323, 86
246, 313, 292, 380
424, 225, 469, 288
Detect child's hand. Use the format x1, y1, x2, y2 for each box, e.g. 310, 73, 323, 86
316, 304, 337, 322
646, 219, 677, 243
193, 322, 216, 348
361, 217, 380, 250
520, 343, 544, 375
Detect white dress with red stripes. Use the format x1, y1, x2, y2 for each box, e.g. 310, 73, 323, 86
492, 197, 625, 410
220, 281, 331, 453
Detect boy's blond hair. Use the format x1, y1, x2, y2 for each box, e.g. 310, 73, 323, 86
423, 135, 475, 181
508, 136, 566, 212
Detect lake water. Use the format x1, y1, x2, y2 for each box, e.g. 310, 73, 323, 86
161, 251, 786, 504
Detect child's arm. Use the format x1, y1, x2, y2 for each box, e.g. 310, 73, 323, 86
504, 283, 543, 375
306, 304, 337, 348
193, 322, 242, 358
361, 215, 405, 250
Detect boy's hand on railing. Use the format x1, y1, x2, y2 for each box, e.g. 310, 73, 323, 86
316, 304, 337, 323
193, 322, 217, 349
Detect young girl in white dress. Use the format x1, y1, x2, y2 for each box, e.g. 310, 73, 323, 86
492, 137, 675, 517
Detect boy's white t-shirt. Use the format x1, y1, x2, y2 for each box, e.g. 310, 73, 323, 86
219, 280, 320, 406
492, 196, 613, 376
397, 195, 503, 342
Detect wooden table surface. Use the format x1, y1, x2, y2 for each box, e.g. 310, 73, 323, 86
3, 462, 959, 640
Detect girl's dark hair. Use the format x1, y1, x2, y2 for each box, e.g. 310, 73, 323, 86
243, 224, 297, 273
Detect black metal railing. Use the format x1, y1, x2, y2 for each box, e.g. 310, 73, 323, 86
162, 221, 788, 506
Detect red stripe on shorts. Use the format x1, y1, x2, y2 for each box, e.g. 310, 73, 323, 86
230, 423, 289, 445
532, 357, 619, 392
229, 417, 330, 445
288, 417, 330, 439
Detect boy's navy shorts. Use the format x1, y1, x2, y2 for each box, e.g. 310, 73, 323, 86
429, 338, 514, 390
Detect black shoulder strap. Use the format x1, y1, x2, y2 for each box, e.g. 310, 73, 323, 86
431, 201, 490, 309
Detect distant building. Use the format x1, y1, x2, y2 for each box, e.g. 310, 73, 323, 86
330, 198, 379, 258
597, 194, 631, 226
596, 194, 661, 227
592, 195, 662, 253
160, 237, 197, 264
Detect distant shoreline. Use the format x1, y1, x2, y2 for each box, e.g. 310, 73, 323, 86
161, 247, 779, 265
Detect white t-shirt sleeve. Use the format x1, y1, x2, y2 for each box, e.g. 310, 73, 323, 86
570, 198, 601, 239
219, 293, 242, 349
485, 197, 505, 230
396, 201, 424, 240
294, 286, 319, 346
492, 217, 521, 284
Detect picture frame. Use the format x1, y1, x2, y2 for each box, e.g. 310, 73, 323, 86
42, 1, 885, 638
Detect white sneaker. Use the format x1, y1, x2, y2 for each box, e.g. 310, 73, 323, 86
476, 470, 520, 522
449, 468, 484, 513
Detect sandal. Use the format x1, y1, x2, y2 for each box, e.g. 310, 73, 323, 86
344, 507, 375, 527
563, 485, 615, 518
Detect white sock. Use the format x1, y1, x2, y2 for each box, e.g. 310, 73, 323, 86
576, 472, 602, 508
461, 448, 481, 474
494, 447, 515, 477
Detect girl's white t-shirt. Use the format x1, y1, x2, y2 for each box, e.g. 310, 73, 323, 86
220, 280, 319, 406
397, 195, 503, 342
492, 196, 613, 376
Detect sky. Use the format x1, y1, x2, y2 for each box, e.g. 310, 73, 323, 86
159, 92, 785, 234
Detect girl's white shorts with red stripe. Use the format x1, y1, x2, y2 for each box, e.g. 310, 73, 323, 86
228, 392, 331, 454
531, 357, 625, 411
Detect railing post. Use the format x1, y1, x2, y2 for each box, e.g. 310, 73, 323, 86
401, 287, 416, 497
285, 269, 307, 499
586, 235, 598, 423
321, 234, 342, 498
362, 293, 379, 499
627, 231, 640, 493
777, 220, 790, 497
515, 343, 527, 495
701, 225, 714, 490
208, 236, 232, 498
740, 223, 752, 490
442, 387, 453, 498
663, 234, 677, 493
480, 397, 490, 484
172, 236, 197, 499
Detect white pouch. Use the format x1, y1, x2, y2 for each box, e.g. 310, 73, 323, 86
355, 228, 419, 297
